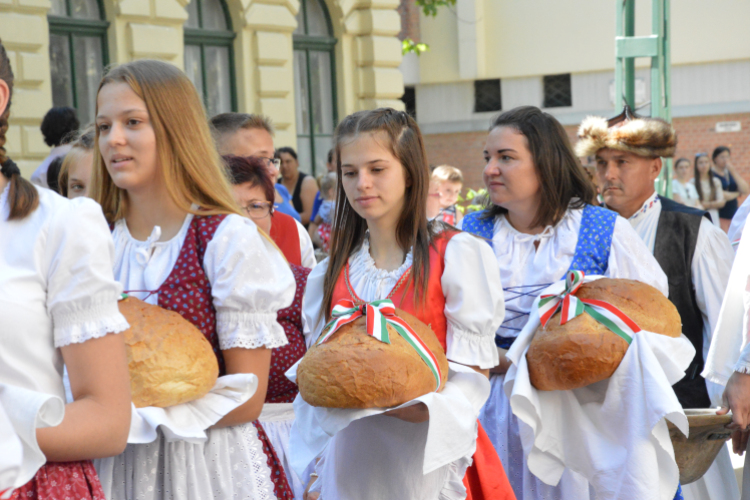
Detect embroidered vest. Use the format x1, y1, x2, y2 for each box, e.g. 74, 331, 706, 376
158, 214, 227, 374
266, 264, 310, 403
330, 231, 459, 352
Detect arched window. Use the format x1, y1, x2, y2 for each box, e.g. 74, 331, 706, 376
48, 0, 109, 124
184, 0, 236, 118
293, 0, 337, 175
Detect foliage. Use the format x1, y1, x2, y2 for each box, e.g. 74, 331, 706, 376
401, 0, 456, 55
457, 188, 487, 214
402, 39, 429, 56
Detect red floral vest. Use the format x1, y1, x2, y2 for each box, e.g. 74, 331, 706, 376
330, 230, 458, 351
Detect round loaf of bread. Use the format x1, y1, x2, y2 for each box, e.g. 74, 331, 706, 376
527, 278, 681, 391
118, 297, 219, 408
297, 308, 449, 408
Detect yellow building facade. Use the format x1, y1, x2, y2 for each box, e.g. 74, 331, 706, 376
0, 0, 405, 178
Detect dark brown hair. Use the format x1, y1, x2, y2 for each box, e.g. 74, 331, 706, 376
483, 106, 596, 228
694, 153, 716, 202
223, 154, 275, 204
320, 108, 433, 321
0, 38, 39, 220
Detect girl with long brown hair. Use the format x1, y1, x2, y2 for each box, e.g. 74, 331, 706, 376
291, 108, 514, 500
88, 59, 296, 500
692, 153, 724, 227
0, 38, 131, 499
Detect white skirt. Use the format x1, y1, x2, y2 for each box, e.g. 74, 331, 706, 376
259, 403, 306, 500
478, 373, 592, 500
94, 423, 277, 500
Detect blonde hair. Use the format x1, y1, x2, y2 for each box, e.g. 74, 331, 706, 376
320, 171, 337, 198
59, 126, 94, 197
90, 59, 241, 223
431, 164, 463, 184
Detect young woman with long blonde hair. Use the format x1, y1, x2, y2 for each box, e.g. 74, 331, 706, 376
89, 59, 296, 500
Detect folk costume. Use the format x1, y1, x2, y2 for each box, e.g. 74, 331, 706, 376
461, 202, 673, 500
727, 194, 750, 248
0, 184, 130, 499
576, 114, 738, 500
259, 263, 312, 500
269, 211, 317, 268
290, 229, 515, 500
94, 211, 297, 500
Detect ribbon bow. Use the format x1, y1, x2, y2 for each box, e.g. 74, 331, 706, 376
317, 299, 443, 391
538, 271, 641, 344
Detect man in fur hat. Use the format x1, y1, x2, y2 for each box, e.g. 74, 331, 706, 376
577, 111, 738, 499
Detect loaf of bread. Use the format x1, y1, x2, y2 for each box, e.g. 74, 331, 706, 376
297, 308, 449, 408
527, 278, 681, 391
118, 297, 219, 408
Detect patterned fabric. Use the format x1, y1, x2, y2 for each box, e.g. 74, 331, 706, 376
317, 222, 332, 252
674, 484, 684, 500
438, 205, 458, 226
266, 264, 310, 403
10, 461, 105, 500
629, 195, 661, 222
461, 210, 494, 248
253, 421, 293, 500
567, 205, 617, 275
157, 214, 227, 375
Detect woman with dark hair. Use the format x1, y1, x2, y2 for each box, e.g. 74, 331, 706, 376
276, 146, 319, 225
225, 154, 317, 268
693, 153, 724, 227
30, 106, 80, 188
292, 108, 513, 500
224, 153, 314, 499
0, 38, 131, 499
461, 106, 668, 500
712, 146, 748, 231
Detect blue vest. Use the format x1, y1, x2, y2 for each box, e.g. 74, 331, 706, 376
462, 205, 618, 347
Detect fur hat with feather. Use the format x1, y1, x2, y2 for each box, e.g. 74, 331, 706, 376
575, 108, 677, 159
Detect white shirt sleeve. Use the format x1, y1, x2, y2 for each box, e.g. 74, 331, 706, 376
46, 198, 129, 347
728, 195, 750, 246
606, 216, 669, 296
302, 259, 329, 348
296, 219, 317, 269
203, 214, 295, 350
442, 232, 504, 369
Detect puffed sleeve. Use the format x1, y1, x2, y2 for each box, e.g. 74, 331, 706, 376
442, 232, 504, 369
203, 214, 295, 350
606, 217, 669, 296
46, 198, 129, 347
302, 259, 328, 348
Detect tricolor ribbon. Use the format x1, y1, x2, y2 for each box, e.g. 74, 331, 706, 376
538, 271, 642, 344
317, 299, 443, 391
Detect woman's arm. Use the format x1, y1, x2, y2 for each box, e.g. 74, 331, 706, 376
490, 348, 512, 374
37, 333, 131, 461
729, 163, 750, 195
299, 177, 319, 225
212, 347, 272, 427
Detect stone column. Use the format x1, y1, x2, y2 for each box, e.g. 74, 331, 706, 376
0, 0, 54, 177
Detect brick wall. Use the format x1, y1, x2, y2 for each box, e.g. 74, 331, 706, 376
397, 0, 421, 42
424, 112, 750, 194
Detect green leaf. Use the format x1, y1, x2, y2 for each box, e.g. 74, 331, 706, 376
416, 0, 457, 17
402, 38, 429, 56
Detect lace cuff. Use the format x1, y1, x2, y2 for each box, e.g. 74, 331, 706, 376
53, 298, 129, 348
446, 322, 499, 370
217, 311, 289, 350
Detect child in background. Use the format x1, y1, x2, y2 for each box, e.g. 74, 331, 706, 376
58, 127, 95, 198
431, 164, 464, 225
312, 171, 337, 252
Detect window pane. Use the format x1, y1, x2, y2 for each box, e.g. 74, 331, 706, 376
184, 45, 204, 101
202, 0, 228, 30
474, 79, 501, 113
50, 0, 67, 16
296, 136, 312, 175
543, 74, 572, 108
305, 0, 329, 36
309, 51, 334, 134
49, 34, 74, 110
73, 36, 104, 124
71, 0, 101, 20
204, 45, 232, 117
314, 135, 333, 175
293, 50, 310, 135
185, 0, 199, 28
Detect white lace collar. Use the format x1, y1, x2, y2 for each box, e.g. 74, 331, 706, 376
350, 236, 414, 281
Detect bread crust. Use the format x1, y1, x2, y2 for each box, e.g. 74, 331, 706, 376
118, 297, 219, 408
527, 279, 681, 391
297, 308, 449, 408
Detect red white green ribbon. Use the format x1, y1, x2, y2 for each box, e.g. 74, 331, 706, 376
318, 299, 443, 391
538, 271, 642, 344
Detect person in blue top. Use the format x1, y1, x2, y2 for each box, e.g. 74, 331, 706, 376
210, 112, 301, 221
460, 106, 675, 500
712, 146, 749, 231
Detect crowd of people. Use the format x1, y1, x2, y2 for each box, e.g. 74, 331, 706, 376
2, 36, 750, 500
